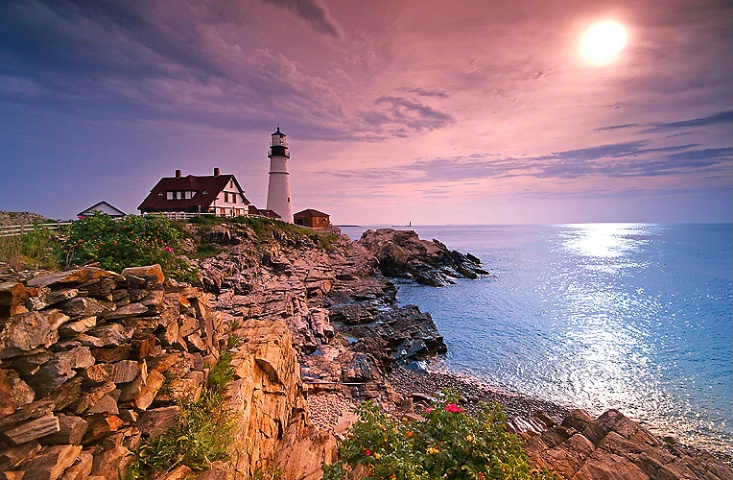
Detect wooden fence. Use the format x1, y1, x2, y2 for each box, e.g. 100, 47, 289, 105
0, 221, 73, 238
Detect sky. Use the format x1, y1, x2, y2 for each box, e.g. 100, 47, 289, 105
1, 0, 731, 225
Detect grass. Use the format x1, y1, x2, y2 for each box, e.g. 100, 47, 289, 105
0, 225, 65, 271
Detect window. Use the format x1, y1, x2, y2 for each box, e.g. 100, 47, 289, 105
167, 192, 174, 200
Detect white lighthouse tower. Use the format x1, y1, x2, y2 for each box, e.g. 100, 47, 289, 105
266, 127, 293, 223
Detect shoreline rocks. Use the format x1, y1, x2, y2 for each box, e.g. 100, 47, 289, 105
358, 228, 489, 286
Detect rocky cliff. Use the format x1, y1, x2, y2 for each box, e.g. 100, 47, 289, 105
1, 223, 730, 479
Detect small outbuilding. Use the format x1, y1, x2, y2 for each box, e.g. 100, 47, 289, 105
77, 201, 126, 219
294, 209, 330, 229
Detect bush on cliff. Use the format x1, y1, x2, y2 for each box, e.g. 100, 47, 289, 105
323, 391, 558, 480
64, 213, 197, 282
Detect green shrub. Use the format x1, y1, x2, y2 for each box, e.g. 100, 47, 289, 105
323, 391, 558, 480
64, 213, 197, 282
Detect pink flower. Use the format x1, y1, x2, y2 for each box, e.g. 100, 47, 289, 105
162, 246, 174, 253
425, 408, 433, 414
365, 449, 371, 456
445, 403, 463, 413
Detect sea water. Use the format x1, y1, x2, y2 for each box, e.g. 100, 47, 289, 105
341, 224, 733, 454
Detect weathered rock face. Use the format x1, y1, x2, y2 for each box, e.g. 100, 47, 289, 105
516, 409, 732, 480
358, 228, 489, 286
228, 320, 308, 476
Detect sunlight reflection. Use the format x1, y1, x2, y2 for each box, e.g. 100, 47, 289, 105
562, 223, 644, 258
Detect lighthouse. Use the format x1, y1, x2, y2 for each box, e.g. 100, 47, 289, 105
266, 127, 293, 223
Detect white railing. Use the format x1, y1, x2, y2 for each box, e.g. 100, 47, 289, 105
142, 212, 216, 221
0, 221, 73, 238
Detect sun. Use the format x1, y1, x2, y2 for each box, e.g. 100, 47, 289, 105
580, 20, 628, 65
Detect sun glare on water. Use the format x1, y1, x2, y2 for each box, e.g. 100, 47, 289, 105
580, 20, 628, 65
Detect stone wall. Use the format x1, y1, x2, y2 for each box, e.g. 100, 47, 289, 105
0, 264, 309, 479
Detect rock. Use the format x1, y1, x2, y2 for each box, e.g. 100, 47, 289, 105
0, 415, 59, 445
27, 267, 115, 289
160, 465, 194, 480
0, 311, 51, 359
59, 297, 111, 317
358, 228, 487, 284
27, 358, 77, 398
0, 441, 41, 471
44, 289, 80, 309
74, 382, 116, 414
89, 444, 132, 478
342, 353, 381, 383
562, 408, 594, 432
42, 309, 71, 330
58, 316, 97, 337
48, 377, 82, 412
0, 282, 29, 317
121, 264, 165, 287
58, 450, 93, 480
111, 360, 139, 384
84, 323, 135, 347
228, 320, 306, 477
137, 406, 181, 437
0, 369, 34, 415
274, 419, 338, 480
39, 415, 88, 445
103, 302, 147, 320
79, 363, 113, 385
89, 344, 131, 363
23, 444, 82, 480
86, 393, 120, 415
525, 409, 733, 480
55, 346, 95, 370
134, 369, 165, 411
82, 414, 124, 443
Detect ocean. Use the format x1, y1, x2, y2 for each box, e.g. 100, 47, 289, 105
341, 224, 733, 454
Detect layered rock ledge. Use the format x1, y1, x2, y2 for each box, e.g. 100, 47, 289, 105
1, 224, 731, 479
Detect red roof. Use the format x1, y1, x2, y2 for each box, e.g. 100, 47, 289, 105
294, 208, 329, 218
247, 206, 281, 219
138, 174, 250, 213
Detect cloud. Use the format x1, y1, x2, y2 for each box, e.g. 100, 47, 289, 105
644, 111, 733, 133
322, 141, 732, 185
594, 111, 732, 135
260, 0, 343, 38
358, 96, 454, 136
401, 87, 451, 99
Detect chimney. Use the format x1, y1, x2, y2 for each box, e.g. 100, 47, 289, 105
213, 167, 220, 177
175, 169, 182, 178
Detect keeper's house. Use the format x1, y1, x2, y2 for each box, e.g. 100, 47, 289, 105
138, 168, 250, 217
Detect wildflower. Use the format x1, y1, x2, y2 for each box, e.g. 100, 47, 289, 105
162, 246, 174, 253
426, 446, 440, 455
365, 449, 371, 456
406, 431, 413, 439
425, 408, 433, 414
374, 453, 382, 459
466, 434, 476, 444
445, 403, 463, 413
